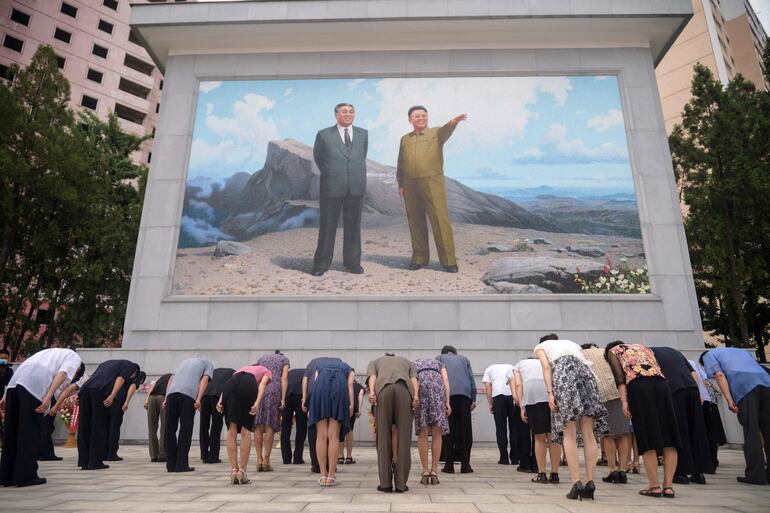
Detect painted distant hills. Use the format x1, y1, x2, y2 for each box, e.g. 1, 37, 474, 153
179, 139, 641, 248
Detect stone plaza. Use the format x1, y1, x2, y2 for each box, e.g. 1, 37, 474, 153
2, 445, 768, 513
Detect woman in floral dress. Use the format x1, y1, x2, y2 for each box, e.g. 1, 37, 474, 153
253, 351, 289, 471
534, 334, 608, 501
413, 358, 451, 485
605, 341, 681, 498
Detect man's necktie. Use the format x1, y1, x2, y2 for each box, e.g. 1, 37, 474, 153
344, 128, 351, 147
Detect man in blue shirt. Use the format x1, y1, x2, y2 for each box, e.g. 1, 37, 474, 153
436, 345, 476, 474
701, 348, 770, 485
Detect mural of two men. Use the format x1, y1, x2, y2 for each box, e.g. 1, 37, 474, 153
311, 103, 467, 277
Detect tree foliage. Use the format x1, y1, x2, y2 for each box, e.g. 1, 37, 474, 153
0, 46, 147, 358
669, 41, 770, 361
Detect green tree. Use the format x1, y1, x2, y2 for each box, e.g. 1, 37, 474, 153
670, 50, 770, 361
0, 45, 147, 358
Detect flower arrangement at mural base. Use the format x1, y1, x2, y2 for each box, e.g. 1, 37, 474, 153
574, 258, 650, 294
58, 402, 79, 447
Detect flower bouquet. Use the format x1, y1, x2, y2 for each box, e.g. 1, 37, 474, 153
58, 400, 79, 447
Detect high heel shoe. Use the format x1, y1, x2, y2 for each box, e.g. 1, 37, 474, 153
617, 470, 627, 484
237, 468, 251, 485
566, 480, 584, 500
582, 480, 596, 500
230, 468, 240, 485
420, 472, 430, 485
602, 471, 619, 483
429, 471, 439, 485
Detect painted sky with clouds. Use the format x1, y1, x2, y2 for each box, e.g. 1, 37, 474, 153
189, 76, 633, 192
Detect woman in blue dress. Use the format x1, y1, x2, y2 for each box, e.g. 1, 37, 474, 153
308, 360, 355, 487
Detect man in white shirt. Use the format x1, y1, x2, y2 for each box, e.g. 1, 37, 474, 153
0, 348, 84, 486
483, 363, 534, 471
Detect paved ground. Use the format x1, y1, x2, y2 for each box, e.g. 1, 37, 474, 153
1, 445, 768, 512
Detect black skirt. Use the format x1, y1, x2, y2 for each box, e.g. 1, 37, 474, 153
703, 401, 727, 446
525, 402, 552, 436
627, 376, 681, 454
222, 372, 258, 432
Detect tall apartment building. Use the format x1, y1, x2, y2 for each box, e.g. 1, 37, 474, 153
657, 0, 768, 133
0, 0, 163, 164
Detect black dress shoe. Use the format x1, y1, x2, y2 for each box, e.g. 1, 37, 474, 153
737, 476, 767, 485
394, 486, 409, 493
18, 477, 46, 487
408, 263, 424, 271
689, 473, 706, 484
345, 265, 364, 274
443, 265, 459, 273
310, 269, 325, 277
441, 466, 454, 474
673, 475, 690, 485
175, 467, 195, 472
157, 457, 166, 463
88, 463, 110, 470
151, 458, 158, 462
208, 459, 222, 464
377, 485, 393, 493
293, 460, 305, 465
106, 456, 123, 462
39, 456, 63, 461
460, 466, 473, 474
311, 466, 321, 473
497, 459, 510, 465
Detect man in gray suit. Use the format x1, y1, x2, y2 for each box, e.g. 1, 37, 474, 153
311, 103, 368, 276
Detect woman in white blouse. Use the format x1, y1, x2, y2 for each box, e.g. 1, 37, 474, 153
534, 334, 608, 501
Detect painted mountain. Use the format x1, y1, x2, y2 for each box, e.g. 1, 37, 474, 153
179, 139, 640, 248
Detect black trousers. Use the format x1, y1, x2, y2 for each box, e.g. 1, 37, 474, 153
308, 424, 318, 469
40, 398, 57, 460
312, 194, 364, 272
281, 393, 307, 464
443, 395, 473, 469
165, 393, 196, 472
199, 395, 224, 462
77, 388, 109, 469
491, 395, 533, 467
0, 386, 42, 486
672, 387, 714, 476
106, 401, 125, 459
737, 385, 770, 483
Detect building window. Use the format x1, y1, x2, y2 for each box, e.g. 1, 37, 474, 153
54, 28, 72, 44
10, 8, 31, 26
147, 152, 152, 163
60, 2, 78, 18
118, 77, 151, 100
3, 35, 24, 53
124, 54, 154, 76
86, 68, 104, 83
81, 95, 98, 110
56, 55, 66, 69
115, 103, 146, 125
128, 30, 141, 46
92, 44, 108, 59
159, 80, 163, 90
155, 102, 160, 113
103, 0, 118, 10
98, 20, 114, 34
0, 63, 14, 81
151, 126, 156, 137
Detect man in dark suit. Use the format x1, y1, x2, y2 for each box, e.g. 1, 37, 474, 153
311, 103, 368, 276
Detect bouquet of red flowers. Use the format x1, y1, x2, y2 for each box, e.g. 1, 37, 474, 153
58, 402, 79, 433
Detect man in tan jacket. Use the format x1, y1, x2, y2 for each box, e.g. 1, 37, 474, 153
396, 106, 466, 273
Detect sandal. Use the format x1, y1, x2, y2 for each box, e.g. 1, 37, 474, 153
345, 457, 355, 464
326, 477, 340, 487
638, 487, 662, 497
256, 463, 264, 472
230, 468, 240, 485
662, 487, 675, 499
319, 477, 328, 487
262, 463, 273, 472
430, 471, 439, 485
420, 472, 431, 485
531, 473, 549, 484
237, 468, 251, 485
337, 457, 345, 464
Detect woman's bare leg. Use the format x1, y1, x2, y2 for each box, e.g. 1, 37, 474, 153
239, 427, 252, 469
580, 417, 597, 482
561, 421, 581, 484
253, 424, 265, 465
226, 424, 238, 470
327, 420, 341, 479
417, 429, 429, 473
263, 427, 275, 465
317, 420, 329, 480
642, 449, 660, 490
431, 426, 442, 474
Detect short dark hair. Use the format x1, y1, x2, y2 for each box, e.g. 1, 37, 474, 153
604, 340, 624, 362
136, 371, 147, 386
699, 350, 709, 366
539, 334, 559, 343
441, 345, 457, 355
408, 105, 427, 117
581, 343, 598, 350
334, 102, 354, 113
72, 363, 86, 384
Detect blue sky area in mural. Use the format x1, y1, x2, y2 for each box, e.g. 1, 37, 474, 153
189, 76, 632, 196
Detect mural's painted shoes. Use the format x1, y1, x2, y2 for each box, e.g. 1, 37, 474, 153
444, 265, 459, 273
